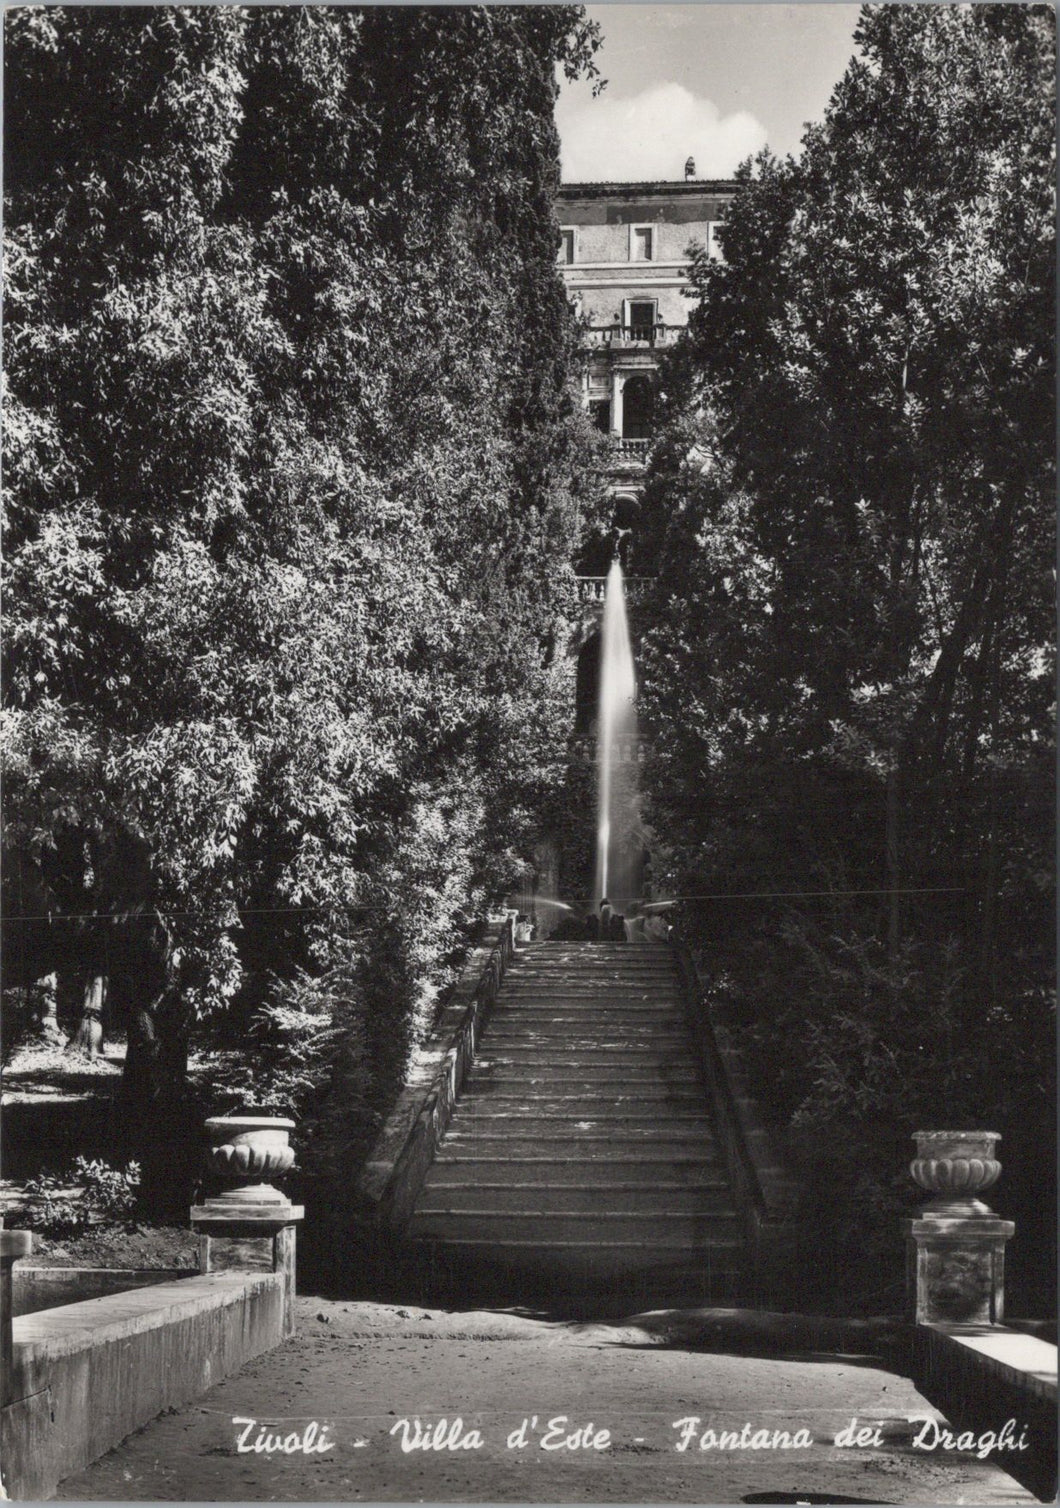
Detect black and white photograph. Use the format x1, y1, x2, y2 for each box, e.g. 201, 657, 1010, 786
0, 2, 1055, 1502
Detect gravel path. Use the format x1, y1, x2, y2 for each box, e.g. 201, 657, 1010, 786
55, 1296, 1036, 1503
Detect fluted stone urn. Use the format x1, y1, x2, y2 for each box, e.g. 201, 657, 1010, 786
204, 1115, 296, 1207
193, 1116, 303, 1338
904, 1130, 1013, 1326
910, 1130, 1002, 1218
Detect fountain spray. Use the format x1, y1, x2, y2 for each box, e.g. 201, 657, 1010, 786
594, 555, 638, 908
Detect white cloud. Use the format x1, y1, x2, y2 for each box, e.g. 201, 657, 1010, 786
558, 82, 767, 182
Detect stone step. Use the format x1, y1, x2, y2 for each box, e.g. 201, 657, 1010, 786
479, 1040, 690, 1057
461, 1085, 703, 1102
508, 969, 675, 976
501, 990, 677, 1001
488, 995, 681, 1007
441, 1131, 718, 1155
515, 943, 669, 951
460, 1091, 704, 1112
431, 1154, 725, 1183
407, 1210, 743, 1244
416, 1181, 735, 1214
507, 967, 676, 978
487, 1012, 684, 1025
502, 988, 676, 998
468, 1063, 702, 1083
489, 1000, 684, 1013
450, 1106, 713, 1125
481, 1036, 688, 1053
506, 959, 676, 969
514, 950, 670, 960
506, 971, 676, 983
469, 1079, 702, 1098
498, 1008, 680, 1019
502, 996, 677, 1005
496, 988, 680, 1000
473, 1049, 696, 1066
481, 1042, 687, 1055
485, 1025, 684, 1037
506, 961, 676, 972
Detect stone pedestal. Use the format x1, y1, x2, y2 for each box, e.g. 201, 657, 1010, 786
1, 1230, 33, 1408
191, 1203, 303, 1338
903, 1214, 1014, 1325
904, 1130, 1014, 1326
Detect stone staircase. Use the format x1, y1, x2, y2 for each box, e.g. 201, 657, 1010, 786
405, 941, 746, 1304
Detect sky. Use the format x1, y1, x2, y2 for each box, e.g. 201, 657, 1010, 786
557, 4, 864, 181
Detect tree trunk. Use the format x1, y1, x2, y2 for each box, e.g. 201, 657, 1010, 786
112, 916, 196, 1221
117, 1000, 195, 1221
65, 973, 106, 1058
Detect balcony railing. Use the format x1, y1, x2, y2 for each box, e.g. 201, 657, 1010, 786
582, 323, 682, 349
571, 736, 652, 764
615, 438, 650, 459
575, 575, 653, 604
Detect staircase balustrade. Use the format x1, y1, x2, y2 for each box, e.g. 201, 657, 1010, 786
570, 737, 650, 764
581, 324, 681, 349
671, 939, 805, 1307
357, 914, 516, 1230
575, 575, 653, 604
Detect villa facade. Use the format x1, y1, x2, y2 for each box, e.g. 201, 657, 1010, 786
557, 176, 736, 503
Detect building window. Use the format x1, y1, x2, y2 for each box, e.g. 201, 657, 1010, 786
628, 300, 656, 341
622, 375, 656, 441
630, 225, 654, 262
558, 227, 575, 264
589, 399, 611, 433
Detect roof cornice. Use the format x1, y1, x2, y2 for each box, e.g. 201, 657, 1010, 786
558, 180, 738, 197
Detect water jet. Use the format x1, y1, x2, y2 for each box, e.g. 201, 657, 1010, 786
593, 556, 639, 912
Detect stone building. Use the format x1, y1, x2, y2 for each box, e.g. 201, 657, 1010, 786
557, 174, 736, 526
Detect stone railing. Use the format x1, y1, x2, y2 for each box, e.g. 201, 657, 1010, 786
582, 323, 682, 349
357, 914, 515, 1231
615, 438, 650, 460
575, 575, 653, 604
671, 943, 804, 1306
571, 736, 651, 765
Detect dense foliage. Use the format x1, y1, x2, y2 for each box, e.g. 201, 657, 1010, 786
639, 5, 1055, 1309
3, 6, 602, 1210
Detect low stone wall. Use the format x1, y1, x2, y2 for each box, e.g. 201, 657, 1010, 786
911, 1321, 1058, 1502
358, 914, 515, 1230
12, 1265, 195, 1317
1, 1271, 285, 1501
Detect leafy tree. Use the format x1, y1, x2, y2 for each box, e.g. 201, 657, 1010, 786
640, 4, 1055, 1308
3, 6, 602, 1213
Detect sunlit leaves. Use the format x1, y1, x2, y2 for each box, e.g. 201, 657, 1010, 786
2, 7, 600, 1044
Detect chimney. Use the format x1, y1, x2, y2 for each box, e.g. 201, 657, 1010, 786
684, 156, 696, 181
